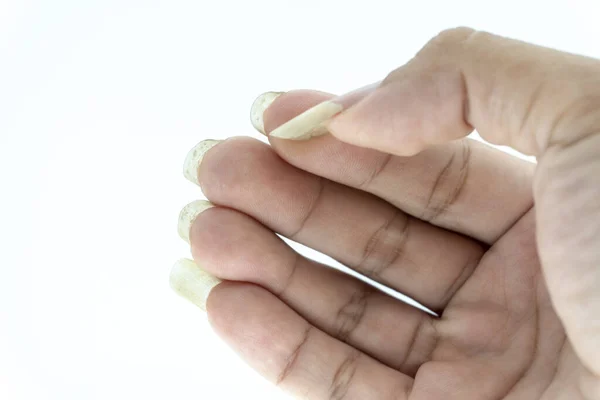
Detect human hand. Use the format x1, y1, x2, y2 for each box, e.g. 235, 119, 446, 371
171, 28, 599, 399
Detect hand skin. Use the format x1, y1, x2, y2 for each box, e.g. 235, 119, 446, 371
185, 28, 600, 399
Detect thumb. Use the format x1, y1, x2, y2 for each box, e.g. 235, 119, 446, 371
329, 28, 600, 158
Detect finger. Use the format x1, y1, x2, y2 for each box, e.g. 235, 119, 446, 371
187, 138, 484, 310
179, 200, 437, 373
207, 282, 413, 399
254, 90, 534, 243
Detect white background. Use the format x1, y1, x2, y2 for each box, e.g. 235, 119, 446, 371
1, 1, 599, 399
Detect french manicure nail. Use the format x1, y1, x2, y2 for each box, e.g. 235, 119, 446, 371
178, 200, 214, 243
170, 258, 221, 311
183, 139, 221, 185
250, 91, 284, 134
269, 82, 380, 140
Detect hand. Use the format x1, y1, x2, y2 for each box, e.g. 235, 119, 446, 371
171, 28, 600, 399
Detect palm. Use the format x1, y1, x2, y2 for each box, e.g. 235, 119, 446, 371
413, 211, 572, 399
183, 90, 594, 399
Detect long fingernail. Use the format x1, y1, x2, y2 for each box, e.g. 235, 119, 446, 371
250, 91, 284, 134
170, 258, 221, 311
269, 82, 380, 140
183, 139, 222, 185
177, 200, 214, 243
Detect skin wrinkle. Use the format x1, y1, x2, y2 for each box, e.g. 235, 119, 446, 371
458, 29, 492, 137
438, 248, 484, 310
358, 218, 387, 275
426, 140, 471, 225
329, 350, 361, 400
397, 315, 428, 374
529, 266, 569, 398
356, 210, 410, 280
445, 298, 513, 358
376, 215, 411, 280
544, 92, 600, 153
459, 67, 474, 133
359, 153, 393, 190
422, 149, 456, 221
276, 325, 314, 386
500, 279, 541, 399
540, 336, 568, 399
290, 176, 326, 239
516, 79, 544, 150
426, 319, 442, 365
493, 204, 536, 253
405, 29, 476, 135
548, 128, 600, 154
334, 286, 374, 343
472, 253, 514, 357
277, 251, 302, 297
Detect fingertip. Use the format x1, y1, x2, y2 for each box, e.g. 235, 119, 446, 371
250, 91, 285, 134
204, 279, 237, 318
170, 258, 222, 312
204, 282, 289, 351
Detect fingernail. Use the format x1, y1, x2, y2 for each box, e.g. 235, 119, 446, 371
170, 258, 221, 311
269, 82, 380, 140
183, 139, 222, 185
250, 91, 284, 134
178, 200, 214, 243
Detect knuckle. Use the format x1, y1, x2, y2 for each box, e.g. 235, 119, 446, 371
334, 287, 372, 342
432, 27, 477, 45
357, 211, 410, 279
421, 27, 479, 59
423, 140, 471, 223
383, 27, 479, 85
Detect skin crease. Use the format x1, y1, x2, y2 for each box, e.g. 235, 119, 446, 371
190, 28, 600, 399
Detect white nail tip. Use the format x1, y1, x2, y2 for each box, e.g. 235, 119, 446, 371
250, 91, 283, 134
178, 200, 214, 243
170, 258, 221, 311
269, 101, 343, 140
183, 139, 221, 185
